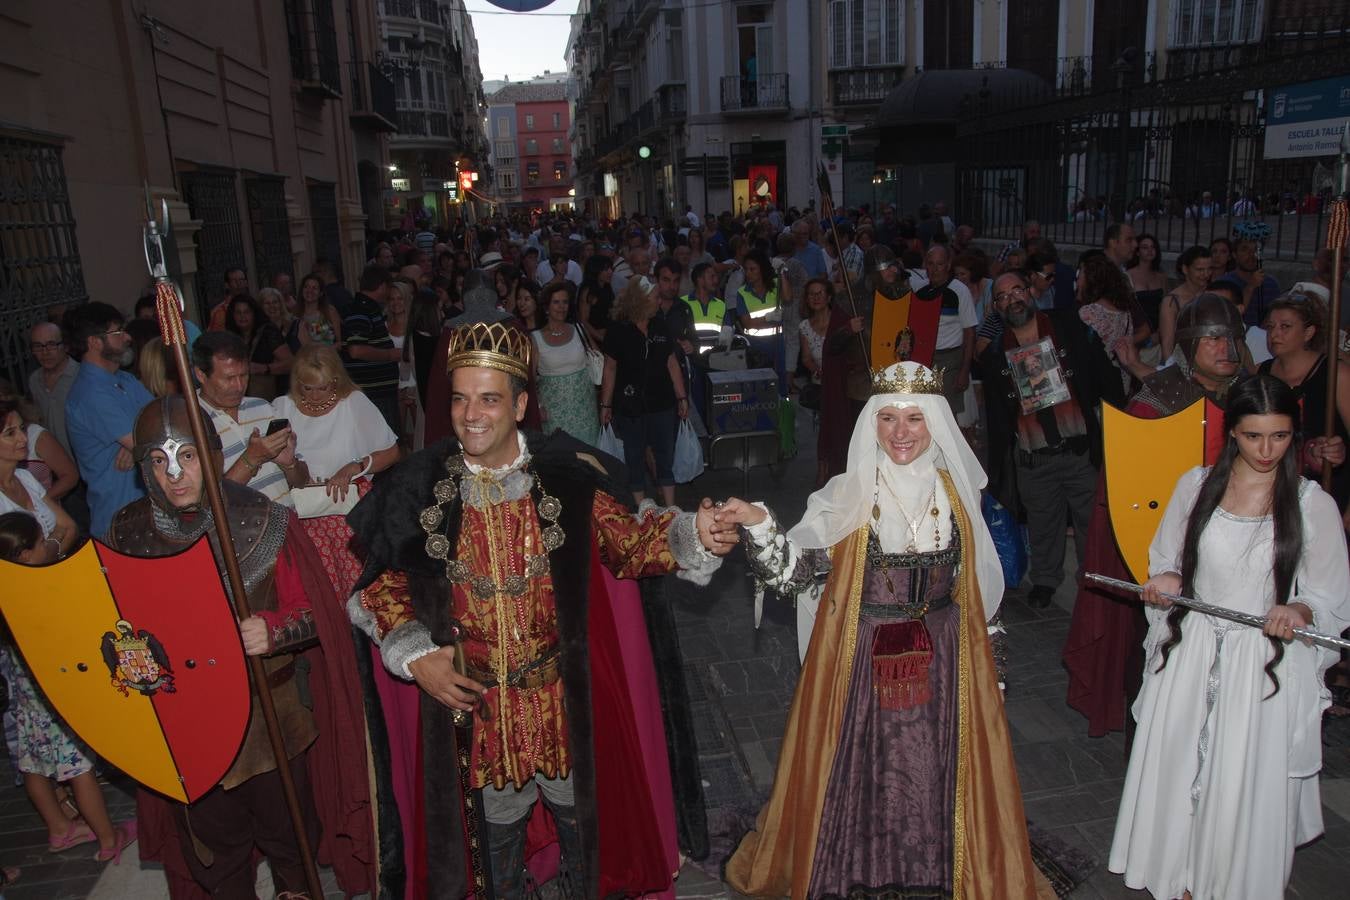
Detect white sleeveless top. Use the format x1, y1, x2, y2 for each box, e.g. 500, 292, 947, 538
0, 468, 57, 537
531, 327, 588, 377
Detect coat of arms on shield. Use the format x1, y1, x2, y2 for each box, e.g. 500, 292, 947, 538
101, 620, 175, 696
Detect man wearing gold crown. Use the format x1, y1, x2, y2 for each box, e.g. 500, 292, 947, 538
346, 321, 730, 898
711, 361, 1053, 899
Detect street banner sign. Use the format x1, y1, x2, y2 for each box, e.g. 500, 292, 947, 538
1264, 76, 1350, 160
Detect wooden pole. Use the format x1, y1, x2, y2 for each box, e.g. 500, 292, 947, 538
1321, 126, 1350, 492
145, 206, 325, 900
816, 163, 872, 372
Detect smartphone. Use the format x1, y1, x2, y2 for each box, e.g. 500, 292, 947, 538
265, 418, 290, 436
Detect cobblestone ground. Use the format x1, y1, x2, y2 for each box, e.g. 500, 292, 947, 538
2, 411, 1346, 898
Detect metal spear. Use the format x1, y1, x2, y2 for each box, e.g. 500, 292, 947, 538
142, 192, 325, 900
1085, 572, 1350, 652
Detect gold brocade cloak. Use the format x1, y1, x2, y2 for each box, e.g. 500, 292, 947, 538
724, 471, 1053, 899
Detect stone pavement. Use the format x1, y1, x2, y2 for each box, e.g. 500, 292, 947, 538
1, 408, 1346, 898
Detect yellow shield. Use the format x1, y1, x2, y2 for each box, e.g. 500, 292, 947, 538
1102, 400, 1210, 583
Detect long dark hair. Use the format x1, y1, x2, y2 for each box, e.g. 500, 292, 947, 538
1158, 375, 1303, 697
743, 248, 777, 294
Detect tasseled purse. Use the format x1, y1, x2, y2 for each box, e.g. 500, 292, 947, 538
871, 620, 933, 710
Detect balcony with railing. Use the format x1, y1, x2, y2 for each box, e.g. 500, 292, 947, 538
721, 73, 789, 114
379, 0, 443, 26
395, 110, 450, 140
830, 68, 900, 106
287, 0, 342, 98
349, 62, 397, 131
658, 83, 686, 123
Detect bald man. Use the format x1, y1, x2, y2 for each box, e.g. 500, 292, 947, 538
27, 321, 80, 455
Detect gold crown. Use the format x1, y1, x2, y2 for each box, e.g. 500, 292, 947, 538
871, 365, 945, 396
445, 322, 532, 381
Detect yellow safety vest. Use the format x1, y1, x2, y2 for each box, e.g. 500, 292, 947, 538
737, 284, 779, 338
682, 295, 728, 339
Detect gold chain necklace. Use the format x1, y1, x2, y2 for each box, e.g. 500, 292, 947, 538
419, 454, 565, 598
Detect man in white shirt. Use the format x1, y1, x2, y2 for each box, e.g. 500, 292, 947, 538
922, 244, 978, 421
610, 242, 651, 295
684, 205, 701, 230
192, 332, 307, 506
535, 236, 583, 285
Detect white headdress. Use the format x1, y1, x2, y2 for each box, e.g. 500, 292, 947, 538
787, 361, 1004, 619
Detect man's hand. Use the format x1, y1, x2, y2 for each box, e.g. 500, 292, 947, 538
695, 498, 737, 555
408, 645, 486, 711
849, 316, 865, 334
113, 446, 135, 472
239, 616, 270, 656
274, 429, 299, 468
247, 427, 289, 464
600, 406, 613, 426
1307, 435, 1346, 468
1113, 336, 1154, 381
955, 368, 971, 392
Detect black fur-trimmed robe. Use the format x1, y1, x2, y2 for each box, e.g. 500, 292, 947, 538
347, 430, 708, 898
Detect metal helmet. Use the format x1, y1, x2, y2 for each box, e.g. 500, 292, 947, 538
132, 396, 223, 515
1175, 292, 1245, 371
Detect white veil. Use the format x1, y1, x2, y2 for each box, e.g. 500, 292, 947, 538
787, 361, 1004, 620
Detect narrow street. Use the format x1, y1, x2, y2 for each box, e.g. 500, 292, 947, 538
2, 412, 1346, 898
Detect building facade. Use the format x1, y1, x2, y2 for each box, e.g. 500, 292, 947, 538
568, 0, 1347, 226
0, 0, 401, 389
486, 83, 574, 212
378, 0, 490, 227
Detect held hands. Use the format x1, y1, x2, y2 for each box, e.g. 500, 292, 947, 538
703, 497, 766, 550
1140, 572, 1181, 609
239, 616, 270, 656
694, 498, 737, 555
408, 645, 486, 711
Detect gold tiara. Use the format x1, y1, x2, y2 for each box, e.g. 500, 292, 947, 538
871, 365, 945, 396
445, 322, 532, 381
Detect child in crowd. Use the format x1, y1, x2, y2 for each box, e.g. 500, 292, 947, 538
0, 511, 136, 863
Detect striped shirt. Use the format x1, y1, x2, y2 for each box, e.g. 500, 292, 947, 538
341, 293, 399, 396
197, 393, 293, 507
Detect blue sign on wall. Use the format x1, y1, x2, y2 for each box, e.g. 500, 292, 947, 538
1265, 76, 1350, 160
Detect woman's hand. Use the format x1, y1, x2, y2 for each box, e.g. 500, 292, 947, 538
1264, 602, 1312, 643
600, 406, 613, 426
325, 461, 360, 501
676, 397, 689, 420
710, 497, 768, 535
1141, 572, 1181, 608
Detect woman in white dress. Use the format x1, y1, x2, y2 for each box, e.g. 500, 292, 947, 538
272, 345, 400, 597
1110, 374, 1350, 900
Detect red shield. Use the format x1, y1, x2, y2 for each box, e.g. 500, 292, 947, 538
0, 538, 250, 802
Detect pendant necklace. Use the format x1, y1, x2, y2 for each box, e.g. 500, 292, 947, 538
874, 469, 941, 552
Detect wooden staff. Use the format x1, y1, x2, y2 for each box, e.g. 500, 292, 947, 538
144, 198, 324, 900
1321, 128, 1349, 491
816, 163, 872, 372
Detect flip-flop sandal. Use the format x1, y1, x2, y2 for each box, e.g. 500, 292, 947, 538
94, 821, 138, 864
48, 821, 96, 853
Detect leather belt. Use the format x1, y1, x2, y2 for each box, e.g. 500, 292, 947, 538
465, 648, 561, 691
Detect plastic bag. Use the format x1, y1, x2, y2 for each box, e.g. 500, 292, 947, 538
672, 420, 704, 483
981, 492, 1028, 589
597, 424, 624, 461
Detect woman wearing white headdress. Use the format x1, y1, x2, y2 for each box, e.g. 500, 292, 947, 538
716, 361, 1050, 899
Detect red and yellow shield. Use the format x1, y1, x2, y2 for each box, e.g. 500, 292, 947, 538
870, 287, 942, 368
0, 538, 250, 803
1103, 398, 1225, 582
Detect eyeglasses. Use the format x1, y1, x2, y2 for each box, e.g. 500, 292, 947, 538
29, 340, 62, 352
994, 285, 1031, 304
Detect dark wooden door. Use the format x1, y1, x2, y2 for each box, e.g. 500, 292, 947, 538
1006, 0, 1059, 84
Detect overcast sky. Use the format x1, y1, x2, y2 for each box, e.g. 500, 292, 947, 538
468, 0, 580, 82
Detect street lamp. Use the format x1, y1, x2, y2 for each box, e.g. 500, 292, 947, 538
638, 145, 652, 160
